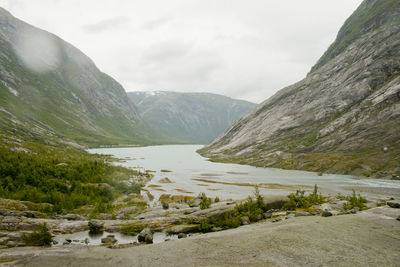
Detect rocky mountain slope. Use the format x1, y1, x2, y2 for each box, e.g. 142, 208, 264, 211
199, 0, 400, 178
0, 8, 168, 147
128, 91, 256, 143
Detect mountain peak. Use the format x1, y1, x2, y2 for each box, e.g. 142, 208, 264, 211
311, 0, 400, 72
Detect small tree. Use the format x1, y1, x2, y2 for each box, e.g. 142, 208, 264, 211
22, 223, 52, 246
200, 192, 211, 210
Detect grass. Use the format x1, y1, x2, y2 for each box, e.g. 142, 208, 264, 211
159, 194, 195, 204
120, 222, 147, 236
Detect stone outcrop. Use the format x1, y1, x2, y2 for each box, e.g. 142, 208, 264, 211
88, 220, 104, 233
137, 228, 153, 244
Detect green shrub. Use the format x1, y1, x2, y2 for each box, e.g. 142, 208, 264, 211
0, 144, 143, 213
213, 212, 241, 229
198, 218, 212, 233
343, 190, 367, 211
284, 185, 325, 210
200, 193, 211, 210
22, 223, 52, 246
214, 196, 220, 203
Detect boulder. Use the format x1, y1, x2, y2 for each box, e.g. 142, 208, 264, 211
88, 220, 104, 233
101, 235, 117, 244
2, 216, 22, 223
63, 214, 81, 221
387, 201, 400, 208
167, 224, 198, 234
137, 228, 153, 244
189, 198, 201, 208
162, 202, 169, 210
264, 212, 273, 219
322, 211, 333, 217
240, 216, 250, 225
295, 211, 311, 217
7, 240, 23, 247
397, 215, 400, 221
177, 233, 187, 239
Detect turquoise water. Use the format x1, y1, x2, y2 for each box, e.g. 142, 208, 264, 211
89, 145, 400, 201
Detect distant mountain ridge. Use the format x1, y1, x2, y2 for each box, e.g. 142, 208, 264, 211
0, 7, 169, 147
128, 91, 257, 143
199, 0, 400, 178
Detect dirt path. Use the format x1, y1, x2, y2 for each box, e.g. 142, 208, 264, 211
2, 207, 400, 267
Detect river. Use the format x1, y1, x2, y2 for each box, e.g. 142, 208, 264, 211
89, 145, 400, 201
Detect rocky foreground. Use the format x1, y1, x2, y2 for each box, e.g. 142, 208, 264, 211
0, 193, 400, 266
0, 205, 399, 266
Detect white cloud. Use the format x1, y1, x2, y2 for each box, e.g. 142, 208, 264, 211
0, 0, 363, 103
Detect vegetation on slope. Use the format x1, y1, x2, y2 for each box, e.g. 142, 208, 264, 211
0, 7, 171, 147
0, 139, 148, 213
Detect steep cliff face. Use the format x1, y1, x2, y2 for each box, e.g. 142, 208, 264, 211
199, 0, 400, 178
128, 91, 256, 143
0, 8, 167, 146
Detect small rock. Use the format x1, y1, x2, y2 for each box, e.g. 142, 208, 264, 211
177, 233, 187, 239
88, 220, 104, 233
350, 207, 360, 214
65, 238, 72, 243
397, 215, 400, 221
167, 224, 198, 234
240, 216, 250, 225
162, 202, 169, 210
264, 212, 272, 219
137, 228, 153, 244
322, 211, 333, 217
295, 211, 311, 217
101, 235, 117, 244
63, 214, 81, 221
7, 241, 20, 247
52, 240, 59, 245
7, 232, 23, 239
2, 216, 21, 223
189, 199, 201, 208
387, 202, 400, 208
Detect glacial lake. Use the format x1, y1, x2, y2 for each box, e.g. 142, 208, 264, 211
89, 145, 400, 202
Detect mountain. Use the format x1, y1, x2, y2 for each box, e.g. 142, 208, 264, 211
128, 91, 257, 143
199, 0, 400, 178
0, 7, 168, 147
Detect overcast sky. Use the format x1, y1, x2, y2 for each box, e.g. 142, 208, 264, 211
0, 0, 362, 103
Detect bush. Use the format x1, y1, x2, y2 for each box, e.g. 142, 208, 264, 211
343, 190, 367, 211
198, 218, 212, 233
22, 223, 52, 246
284, 184, 325, 210
214, 196, 220, 203
234, 186, 265, 222
213, 212, 241, 229
200, 193, 211, 210
0, 145, 143, 213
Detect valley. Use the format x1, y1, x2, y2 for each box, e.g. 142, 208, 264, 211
0, 0, 400, 266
